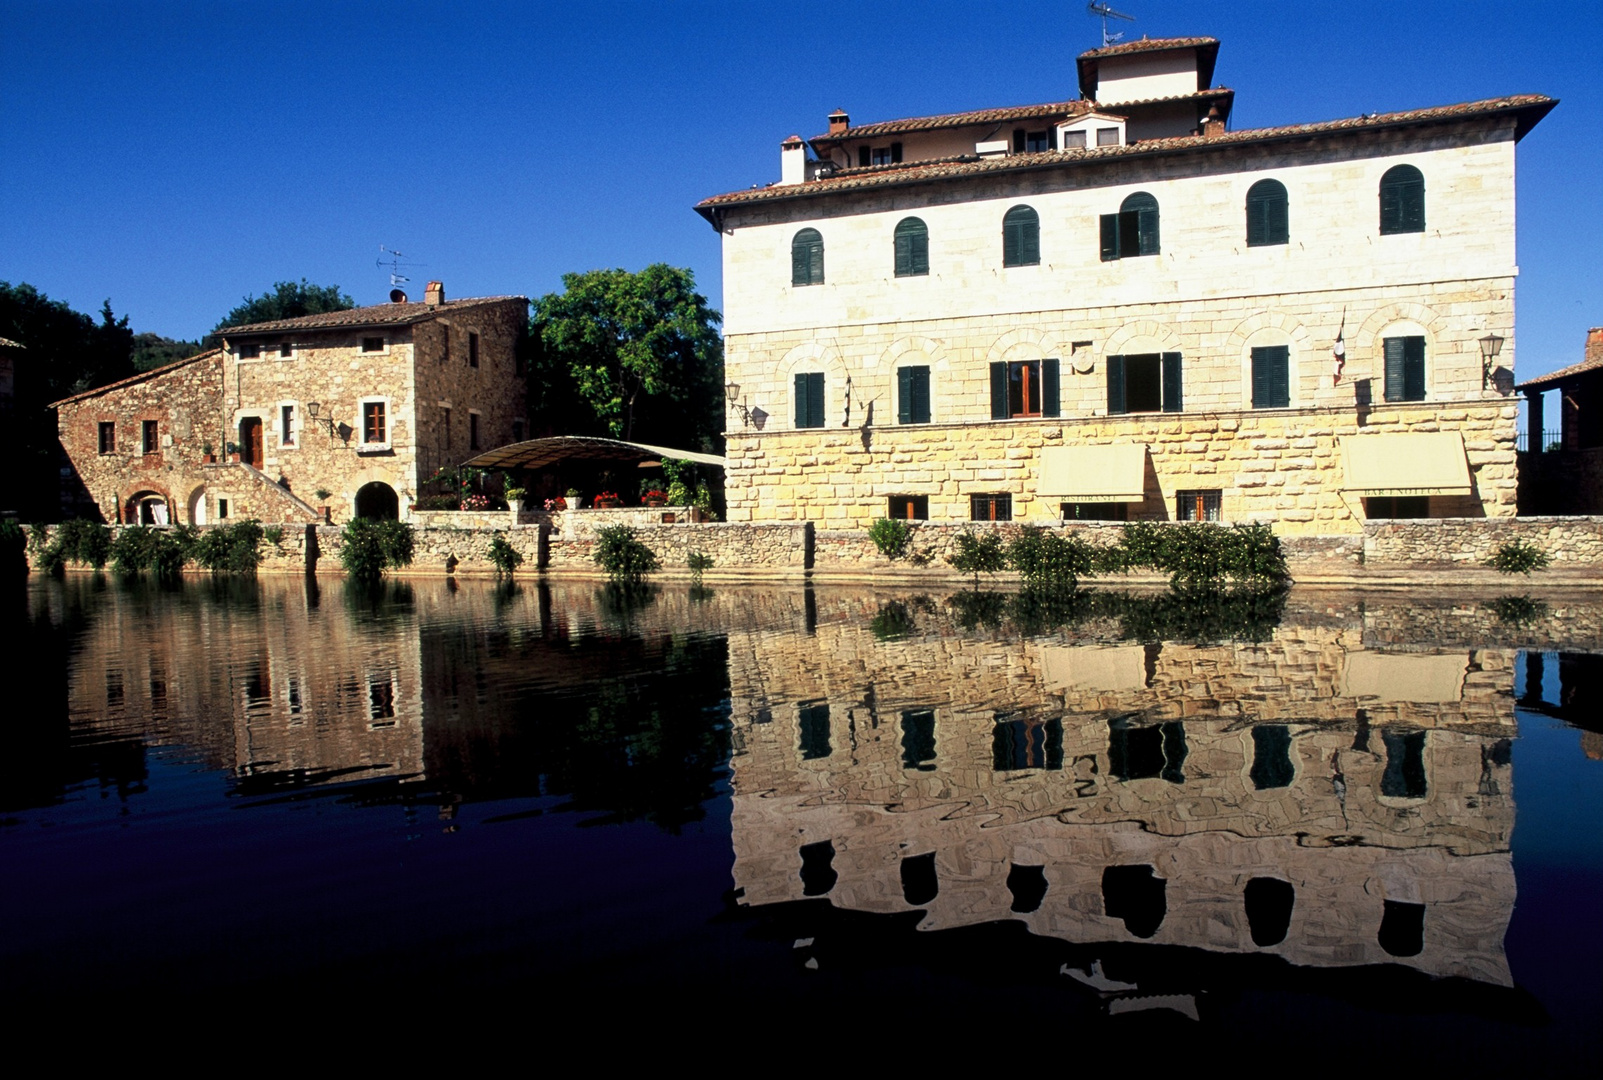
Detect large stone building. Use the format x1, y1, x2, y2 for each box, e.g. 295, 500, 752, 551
53, 283, 527, 524
697, 37, 1555, 533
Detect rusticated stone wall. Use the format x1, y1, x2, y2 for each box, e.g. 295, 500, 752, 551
1363, 515, 1603, 565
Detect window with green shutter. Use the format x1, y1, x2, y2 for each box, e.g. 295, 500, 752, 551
1382, 336, 1426, 402
1107, 353, 1181, 414
1099, 191, 1160, 260
794, 371, 826, 428
1246, 179, 1289, 246
1002, 206, 1040, 267
894, 217, 929, 277
1251, 345, 1290, 408
897, 365, 931, 424
1379, 165, 1425, 235
791, 228, 824, 286
989, 360, 1059, 419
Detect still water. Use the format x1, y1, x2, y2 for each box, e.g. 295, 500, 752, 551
2, 575, 1600, 1059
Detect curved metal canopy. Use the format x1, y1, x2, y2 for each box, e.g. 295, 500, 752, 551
463, 435, 724, 472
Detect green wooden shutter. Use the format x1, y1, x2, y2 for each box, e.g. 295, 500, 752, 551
894, 230, 912, 278
911, 366, 930, 423
1403, 337, 1426, 401
1268, 191, 1289, 244
1161, 352, 1183, 412
809, 372, 825, 426
1100, 214, 1119, 261
792, 241, 808, 287
1251, 346, 1289, 408
1380, 182, 1400, 234
990, 362, 1009, 419
1137, 205, 1160, 256
1403, 180, 1425, 232
795, 373, 809, 427
1022, 216, 1039, 265
809, 241, 823, 285
897, 366, 913, 424
1004, 207, 1037, 267
1106, 355, 1127, 415
1004, 219, 1020, 267
912, 228, 928, 275
1041, 359, 1060, 417
1383, 337, 1406, 401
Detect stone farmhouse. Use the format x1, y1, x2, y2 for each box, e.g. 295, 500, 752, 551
696, 36, 1555, 533
53, 282, 527, 525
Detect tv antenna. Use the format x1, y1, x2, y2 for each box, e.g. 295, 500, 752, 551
376, 245, 425, 287
1088, 2, 1136, 47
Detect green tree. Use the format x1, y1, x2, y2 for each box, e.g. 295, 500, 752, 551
214, 279, 355, 332
529, 265, 723, 448
131, 332, 203, 372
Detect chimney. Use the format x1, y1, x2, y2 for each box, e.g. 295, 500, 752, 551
1586, 327, 1603, 366
424, 281, 444, 307
780, 135, 807, 185
828, 109, 849, 135
1201, 103, 1225, 138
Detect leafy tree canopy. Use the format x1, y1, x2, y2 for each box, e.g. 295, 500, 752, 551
214, 279, 355, 332
529, 265, 723, 449
131, 332, 203, 372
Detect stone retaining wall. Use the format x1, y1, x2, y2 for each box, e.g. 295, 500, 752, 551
1362, 515, 1603, 565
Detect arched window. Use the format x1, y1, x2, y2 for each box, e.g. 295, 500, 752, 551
1100, 192, 1159, 260
894, 217, 929, 277
1246, 179, 1289, 246
791, 228, 824, 286
1379, 165, 1425, 234
1002, 205, 1040, 267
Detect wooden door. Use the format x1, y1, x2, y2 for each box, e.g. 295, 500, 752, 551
241, 417, 264, 469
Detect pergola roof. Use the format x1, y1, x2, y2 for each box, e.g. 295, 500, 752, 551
463, 436, 725, 472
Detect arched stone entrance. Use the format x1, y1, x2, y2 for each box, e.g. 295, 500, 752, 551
187, 486, 208, 525
355, 481, 399, 520
127, 490, 170, 525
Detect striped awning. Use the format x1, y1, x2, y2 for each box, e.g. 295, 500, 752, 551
463, 436, 725, 472
1339, 432, 1473, 497
1038, 444, 1147, 502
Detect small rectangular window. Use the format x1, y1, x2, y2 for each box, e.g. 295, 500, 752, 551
1365, 496, 1430, 519
1062, 129, 1087, 149
469, 412, 480, 451
239, 343, 261, 360
442, 407, 451, 448
142, 420, 158, 455
279, 342, 293, 358
363, 401, 387, 444
1062, 502, 1127, 521
217, 498, 230, 519
794, 372, 825, 429
469, 332, 479, 368
1096, 127, 1120, 147
1176, 490, 1222, 522
990, 359, 1060, 420
888, 495, 928, 520
872, 147, 893, 165
98, 422, 116, 455
1383, 336, 1426, 402
898, 366, 931, 424
280, 405, 296, 447
1251, 345, 1290, 409
798, 703, 831, 760
361, 337, 385, 353
1025, 130, 1050, 153
970, 494, 1012, 522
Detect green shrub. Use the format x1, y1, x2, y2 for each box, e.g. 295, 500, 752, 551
593, 525, 659, 582
191, 520, 263, 575
868, 517, 913, 560
57, 518, 112, 569
948, 530, 1007, 583
1488, 594, 1548, 625
870, 600, 916, 641
1104, 521, 1287, 588
1485, 538, 1549, 575
28, 523, 50, 555
110, 526, 161, 575
687, 550, 714, 584
487, 533, 524, 576
1006, 527, 1099, 589
340, 518, 415, 581
263, 525, 285, 546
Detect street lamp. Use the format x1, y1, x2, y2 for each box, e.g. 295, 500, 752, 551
725, 382, 752, 428
305, 401, 339, 438
1479, 333, 1504, 390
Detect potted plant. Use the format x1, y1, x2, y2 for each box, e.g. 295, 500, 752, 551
641, 488, 668, 508
201, 441, 216, 464
226, 441, 241, 463
565, 486, 583, 509
314, 488, 333, 524
594, 490, 621, 509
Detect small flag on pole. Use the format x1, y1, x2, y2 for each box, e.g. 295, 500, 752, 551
1332, 310, 1347, 385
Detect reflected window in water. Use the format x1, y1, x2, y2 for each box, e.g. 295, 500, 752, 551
1378, 899, 1426, 957
1250, 725, 1296, 790
798, 703, 831, 760
1007, 864, 1048, 913
1103, 864, 1167, 938
901, 851, 939, 906
799, 840, 838, 896
369, 678, 395, 720
1108, 719, 1187, 783
1244, 876, 1295, 946
900, 709, 937, 771
992, 715, 1064, 771
1381, 730, 1428, 799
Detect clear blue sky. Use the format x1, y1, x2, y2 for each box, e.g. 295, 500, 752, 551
3, 0, 1599, 388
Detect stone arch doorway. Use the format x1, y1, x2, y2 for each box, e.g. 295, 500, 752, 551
187, 486, 207, 525
355, 481, 399, 520
239, 416, 264, 469
128, 490, 170, 525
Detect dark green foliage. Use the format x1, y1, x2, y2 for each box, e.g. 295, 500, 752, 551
870, 601, 917, 641
487, 533, 524, 576
1485, 538, 1550, 575
110, 526, 162, 576
53, 518, 112, 569
213, 280, 354, 334
592, 525, 660, 582
1006, 527, 1099, 588
687, 550, 713, 584
869, 517, 913, 560
948, 588, 1009, 630
1488, 594, 1548, 625
262, 525, 285, 546
945, 585, 1288, 644
1101, 521, 1287, 588
414, 495, 461, 511
339, 518, 416, 581
191, 520, 264, 575
130, 332, 203, 372
948, 530, 1007, 583
529, 265, 724, 449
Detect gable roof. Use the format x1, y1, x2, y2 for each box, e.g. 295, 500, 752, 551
50, 348, 222, 408
696, 94, 1556, 223
1517, 328, 1603, 390
219, 294, 526, 337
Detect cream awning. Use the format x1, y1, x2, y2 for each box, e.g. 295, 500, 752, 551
1038, 444, 1147, 502
1342, 651, 1469, 703
1339, 432, 1473, 497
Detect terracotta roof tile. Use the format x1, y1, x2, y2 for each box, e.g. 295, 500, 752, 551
50, 348, 222, 408
1077, 36, 1217, 60
220, 294, 526, 336
1518, 329, 1603, 390
697, 94, 1555, 219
